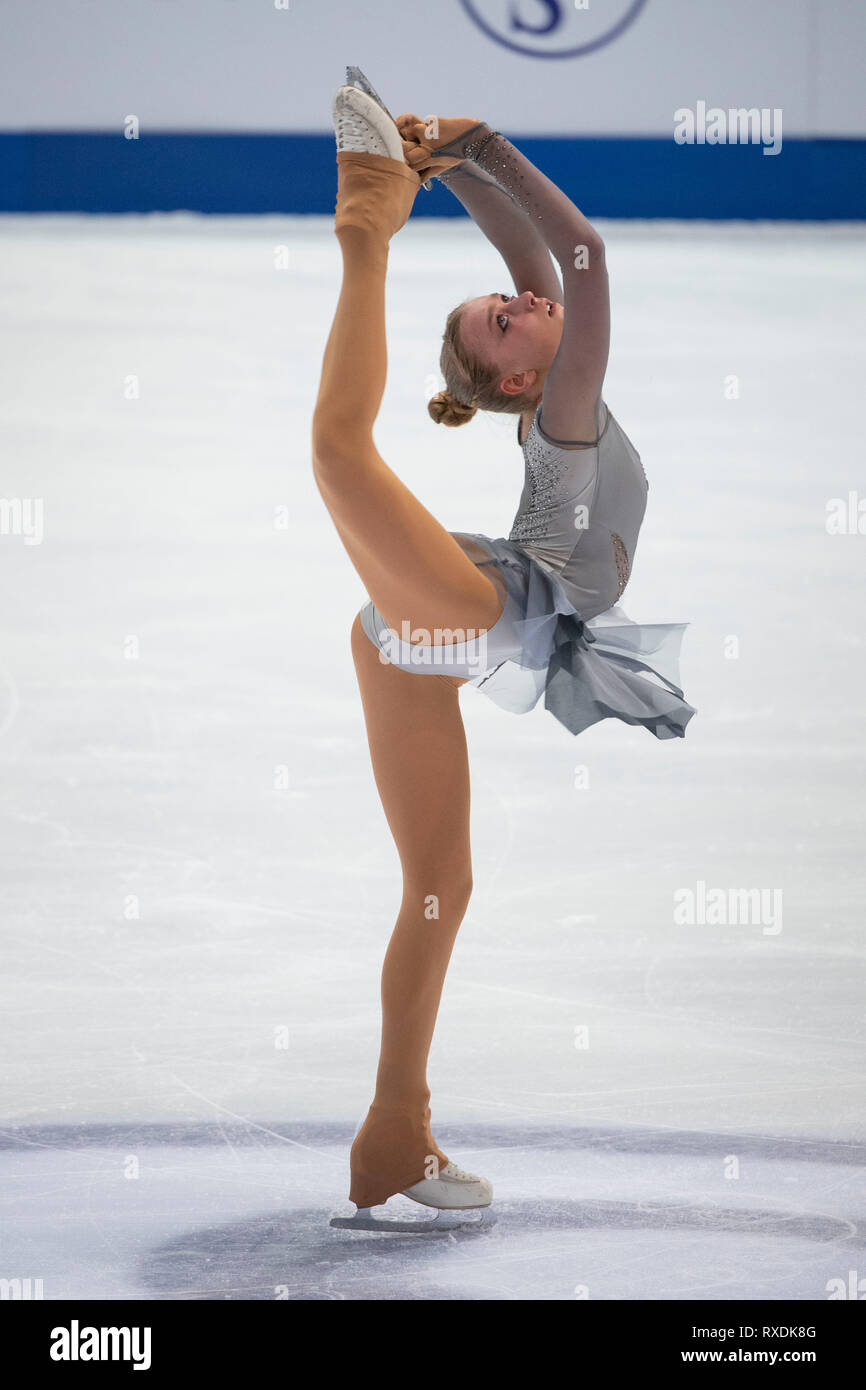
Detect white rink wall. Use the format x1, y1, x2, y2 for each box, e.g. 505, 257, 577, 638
1, 0, 865, 135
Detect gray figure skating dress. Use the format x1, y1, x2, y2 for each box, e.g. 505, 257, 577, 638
359, 400, 696, 740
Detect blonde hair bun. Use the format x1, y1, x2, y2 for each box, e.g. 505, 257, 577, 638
428, 389, 476, 427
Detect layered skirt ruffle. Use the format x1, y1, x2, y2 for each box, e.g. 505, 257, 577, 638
463, 534, 696, 740
358, 532, 696, 741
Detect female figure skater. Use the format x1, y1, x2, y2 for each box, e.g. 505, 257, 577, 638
313, 75, 695, 1227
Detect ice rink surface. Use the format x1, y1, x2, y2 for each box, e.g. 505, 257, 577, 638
1, 214, 864, 1300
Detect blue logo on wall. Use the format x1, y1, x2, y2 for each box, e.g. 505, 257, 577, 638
459, 0, 648, 59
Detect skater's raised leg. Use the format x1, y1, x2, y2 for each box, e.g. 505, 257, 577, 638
311, 100, 504, 644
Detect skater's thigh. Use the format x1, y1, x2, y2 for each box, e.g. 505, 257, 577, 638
350, 613, 472, 885
317, 445, 504, 639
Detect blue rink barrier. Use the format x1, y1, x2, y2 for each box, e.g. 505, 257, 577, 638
1, 132, 864, 219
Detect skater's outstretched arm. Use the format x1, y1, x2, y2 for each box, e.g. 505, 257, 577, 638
401, 116, 610, 444
396, 114, 561, 305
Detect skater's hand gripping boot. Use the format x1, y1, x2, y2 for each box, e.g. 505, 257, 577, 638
395, 114, 489, 180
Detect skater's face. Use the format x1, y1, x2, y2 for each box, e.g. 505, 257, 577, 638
460, 291, 563, 398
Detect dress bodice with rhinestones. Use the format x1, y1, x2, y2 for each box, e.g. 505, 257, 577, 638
508, 400, 649, 621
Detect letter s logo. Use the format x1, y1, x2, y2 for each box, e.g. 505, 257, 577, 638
510, 1, 563, 37
459, 0, 648, 59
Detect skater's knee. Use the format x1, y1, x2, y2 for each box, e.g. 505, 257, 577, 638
403, 863, 473, 921
312, 420, 374, 489
439, 869, 474, 921
450, 869, 473, 918
311, 427, 347, 485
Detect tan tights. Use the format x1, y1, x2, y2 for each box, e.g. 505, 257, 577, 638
311, 158, 503, 1206
347, 615, 474, 1207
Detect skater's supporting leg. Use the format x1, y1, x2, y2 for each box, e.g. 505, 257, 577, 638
347, 613, 473, 1208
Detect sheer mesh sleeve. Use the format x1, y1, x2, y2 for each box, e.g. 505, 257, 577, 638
430, 125, 584, 269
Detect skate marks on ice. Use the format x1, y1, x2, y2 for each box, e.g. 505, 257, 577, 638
3, 1121, 863, 1300
139, 1195, 862, 1302
3, 1118, 865, 1162
329, 1206, 494, 1234
143, 1206, 499, 1301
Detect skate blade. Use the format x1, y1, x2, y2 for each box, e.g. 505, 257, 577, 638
330, 1206, 493, 1234
345, 66, 395, 122
344, 65, 433, 190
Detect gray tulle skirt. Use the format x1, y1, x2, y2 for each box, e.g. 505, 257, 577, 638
358, 532, 696, 741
